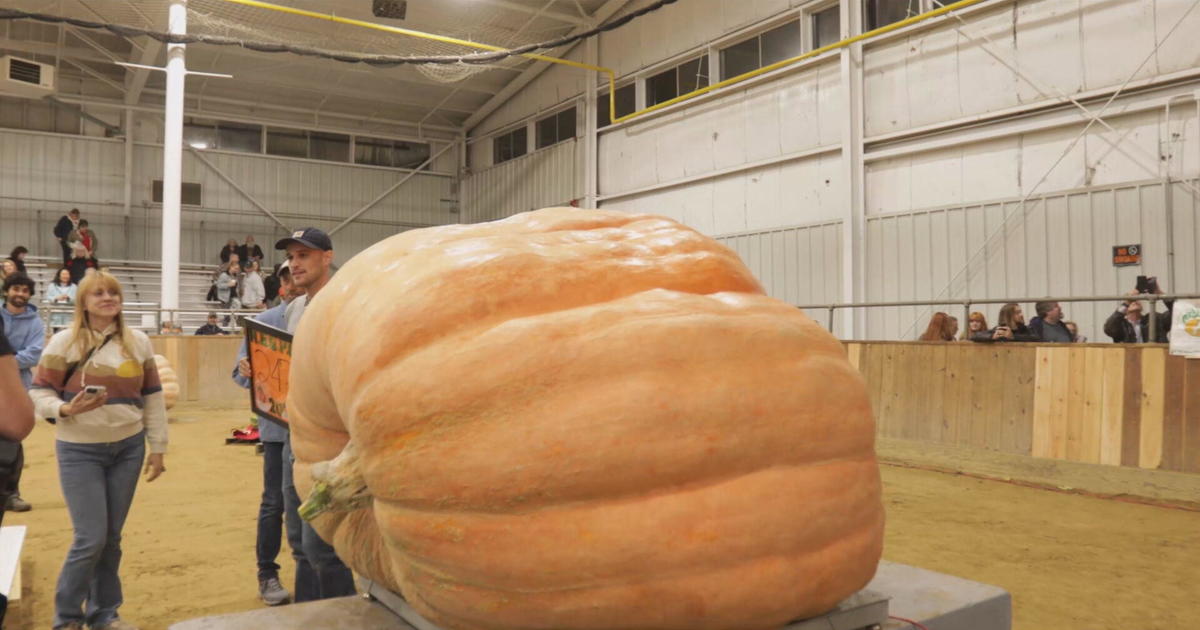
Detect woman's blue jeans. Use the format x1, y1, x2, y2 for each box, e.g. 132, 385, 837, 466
53, 432, 145, 629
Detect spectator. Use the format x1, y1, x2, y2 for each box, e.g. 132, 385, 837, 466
46, 267, 78, 331
1104, 281, 1173, 343
216, 262, 242, 309
1, 273, 43, 513
241, 261, 267, 310
962, 311, 988, 340
0, 260, 14, 282
972, 303, 1037, 342
209, 252, 241, 302
7, 246, 28, 274
1030, 301, 1073, 342
195, 312, 228, 336
220, 238, 239, 264
30, 269, 167, 630
276, 226, 356, 601
53, 208, 82, 265
232, 261, 298, 607
918, 312, 958, 341
69, 219, 99, 260
1064, 321, 1087, 343
237, 235, 264, 265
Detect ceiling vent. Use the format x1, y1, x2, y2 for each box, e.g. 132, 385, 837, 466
0, 56, 56, 98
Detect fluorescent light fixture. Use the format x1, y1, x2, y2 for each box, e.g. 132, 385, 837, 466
189, 141, 209, 149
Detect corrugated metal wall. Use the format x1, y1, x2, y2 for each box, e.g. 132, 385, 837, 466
715, 221, 844, 333
0, 128, 456, 265
864, 179, 1199, 341
461, 139, 580, 222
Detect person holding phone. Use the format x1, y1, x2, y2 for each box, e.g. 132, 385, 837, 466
970, 303, 1037, 342
29, 270, 167, 630
1104, 276, 1173, 343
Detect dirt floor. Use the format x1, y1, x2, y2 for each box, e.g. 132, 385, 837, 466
5, 401, 1199, 630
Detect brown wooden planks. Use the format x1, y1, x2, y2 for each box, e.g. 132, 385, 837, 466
1121, 348, 1143, 467
1032, 346, 1055, 458
1160, 354, 1187, 472
1139, 347, 1167, 469
1183, 358, 1200, 474
1079, 347, 1105, 464
942, 344, 966, 445
977, 345, 1006, 451
1047, 347, 1072, 459
1099, 347, 1125, 466
878, 344, 899, 439
1065, 347, 1087, 462
925, 345, 948, 444
1000, 347, 1036, 455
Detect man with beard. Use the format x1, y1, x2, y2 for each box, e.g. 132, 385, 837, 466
0, 273, 43, 512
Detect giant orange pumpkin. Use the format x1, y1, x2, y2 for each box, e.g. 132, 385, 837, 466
154, 354, 179, 410
288, 208, 883, 630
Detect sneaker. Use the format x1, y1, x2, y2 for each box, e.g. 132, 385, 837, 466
259, 576, 290, 606
5, 494, 30, 512
92, 620, 140, 630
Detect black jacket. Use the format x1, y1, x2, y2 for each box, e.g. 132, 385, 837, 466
1028, 317, 1075, 342
53, 215, 75, 240
195, 323, 227, 336
970, 323, 1037, 342
1104, 301, 1173, 343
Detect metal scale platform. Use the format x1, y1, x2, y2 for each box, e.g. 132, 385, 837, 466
169, 561, 1011, 630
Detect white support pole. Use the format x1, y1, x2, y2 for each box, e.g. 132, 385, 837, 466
160, 0, 186, 322
583, 36, 598, 209
839, 0, 865, 339
123, 109, 133, 216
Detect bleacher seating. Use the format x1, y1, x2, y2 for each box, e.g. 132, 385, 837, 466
22, 256, 239, 333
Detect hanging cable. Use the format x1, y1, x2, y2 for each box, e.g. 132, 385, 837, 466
0, 1, 676, 67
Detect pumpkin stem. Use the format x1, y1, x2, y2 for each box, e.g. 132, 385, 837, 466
298, 440, 372, 521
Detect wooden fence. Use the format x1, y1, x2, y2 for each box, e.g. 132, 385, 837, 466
846, 342, 1200, 474
151, 335, 245, 404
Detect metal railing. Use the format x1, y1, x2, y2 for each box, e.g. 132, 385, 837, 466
38, 303, 270, 334
796, 293, 1200, 341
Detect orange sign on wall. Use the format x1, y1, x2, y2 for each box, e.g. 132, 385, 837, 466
244, 318, 292, 427
1112, 244, 1141, 267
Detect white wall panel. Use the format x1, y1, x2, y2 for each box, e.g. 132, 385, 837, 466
713, 221, 844, 332
863, 181, 1197, 341
1081, 0, 1158, 89
956, 8, 1020, 117
907, 28, 963, 129
1014, 0, 1084, 103
461, 140, 580, 223
0, 129, 454, 266
1155, 0, 1200, 74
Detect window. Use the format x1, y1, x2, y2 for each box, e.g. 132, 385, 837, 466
264, 127, 350, 162
217, 121, 262, 153
266, 127, 307, 158
812, 5, 841, 49
536, 107, 576, 149
720, 20, 801, 80
646, 56, 709, 107
355, 136, 431, 169
598, 83, 636, 128
309, 132, 350, 162
864, 0, 920, 30
185, 118, 261, 153
152, 180, 203, 205
493, 126, 528, 164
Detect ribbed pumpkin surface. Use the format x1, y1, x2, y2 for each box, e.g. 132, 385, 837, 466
288, 208, 883, 630
154, 354, 179, 410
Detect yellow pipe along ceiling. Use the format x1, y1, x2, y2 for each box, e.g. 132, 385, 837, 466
216, 0, 989, 128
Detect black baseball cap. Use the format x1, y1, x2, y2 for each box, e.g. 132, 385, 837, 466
275, 227, 332, 251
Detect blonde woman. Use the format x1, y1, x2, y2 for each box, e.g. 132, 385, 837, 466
30, 270, 167, 630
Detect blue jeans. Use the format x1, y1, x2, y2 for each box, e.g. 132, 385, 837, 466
257, 441, 303, 581
281, 437, 356, 602
53, 432, 145, 629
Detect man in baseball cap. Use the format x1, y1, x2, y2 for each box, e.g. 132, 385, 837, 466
273, 228, 356, 602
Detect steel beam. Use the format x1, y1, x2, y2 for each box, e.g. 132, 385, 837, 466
329, 141, 458, 235
188, 148, 291, 231
463, 0, 631, 133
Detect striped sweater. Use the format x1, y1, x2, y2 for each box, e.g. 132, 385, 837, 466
30, 325, 168, 453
